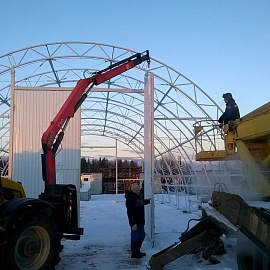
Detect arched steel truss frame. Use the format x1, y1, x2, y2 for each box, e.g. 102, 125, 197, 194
0, 42, 223, 188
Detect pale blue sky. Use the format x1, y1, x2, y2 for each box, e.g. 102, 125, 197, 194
1, 0, 270, 115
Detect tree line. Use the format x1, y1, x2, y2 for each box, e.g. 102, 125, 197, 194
81, 157, 140, 173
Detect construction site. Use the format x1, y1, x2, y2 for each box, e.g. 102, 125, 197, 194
0, 42, 269, 270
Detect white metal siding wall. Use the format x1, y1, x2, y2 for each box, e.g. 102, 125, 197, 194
12, 88, 81, 198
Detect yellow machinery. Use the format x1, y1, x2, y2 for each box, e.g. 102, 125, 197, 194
195, 101, 270, 196
0, 177, 26, 201
149, 101, 270, 270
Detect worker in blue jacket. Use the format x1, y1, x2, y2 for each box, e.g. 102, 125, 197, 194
218, 93, 240, 125
125, 183, 150, 258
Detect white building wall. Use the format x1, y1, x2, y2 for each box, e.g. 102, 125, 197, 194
11, 88, 81, 199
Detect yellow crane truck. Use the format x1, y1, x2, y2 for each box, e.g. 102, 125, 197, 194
149, 101, 270, 270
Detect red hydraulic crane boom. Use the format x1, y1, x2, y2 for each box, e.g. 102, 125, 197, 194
41, 50, 150, 185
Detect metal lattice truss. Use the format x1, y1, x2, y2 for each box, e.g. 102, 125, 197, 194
0, 42, 224, 207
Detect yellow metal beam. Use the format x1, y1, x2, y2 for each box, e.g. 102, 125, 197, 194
195, 150, 227, 161
236, 102, 270, 140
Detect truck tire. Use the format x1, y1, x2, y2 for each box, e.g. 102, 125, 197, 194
3, 206, 63, 270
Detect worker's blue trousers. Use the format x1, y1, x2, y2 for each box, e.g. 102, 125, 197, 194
131, 225, 145, 242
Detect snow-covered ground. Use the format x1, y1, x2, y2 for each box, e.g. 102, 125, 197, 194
55, 194, 238, 270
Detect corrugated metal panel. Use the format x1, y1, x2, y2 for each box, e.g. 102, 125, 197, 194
12, 88, 81, 199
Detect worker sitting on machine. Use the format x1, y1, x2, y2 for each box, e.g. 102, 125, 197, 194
218, 92, 240, 126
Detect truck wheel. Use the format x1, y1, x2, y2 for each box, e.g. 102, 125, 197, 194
4, 207, 62, 270
236, 232, 270, 270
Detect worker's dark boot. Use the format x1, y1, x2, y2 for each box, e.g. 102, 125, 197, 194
131, 242, 144, 258
138, 240, 146, 256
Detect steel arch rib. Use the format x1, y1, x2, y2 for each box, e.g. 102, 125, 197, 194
0, 42, 222, 180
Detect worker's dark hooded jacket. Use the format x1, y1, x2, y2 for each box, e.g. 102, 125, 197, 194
125, 191, 150, 227
218, 99, 240, 125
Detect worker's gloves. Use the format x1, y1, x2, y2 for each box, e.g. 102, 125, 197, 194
144, 199, 151, 205
132, 224, 138, 231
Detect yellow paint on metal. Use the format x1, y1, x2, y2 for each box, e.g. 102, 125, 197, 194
196, 150, 227, 161
225, 131, 235, 155
236, 102, 270, 141
1, 177, 26, 198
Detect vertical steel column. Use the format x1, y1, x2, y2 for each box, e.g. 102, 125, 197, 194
8, 67, 15, 179
144, 72, 155, 244
115, 139, 118, 201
